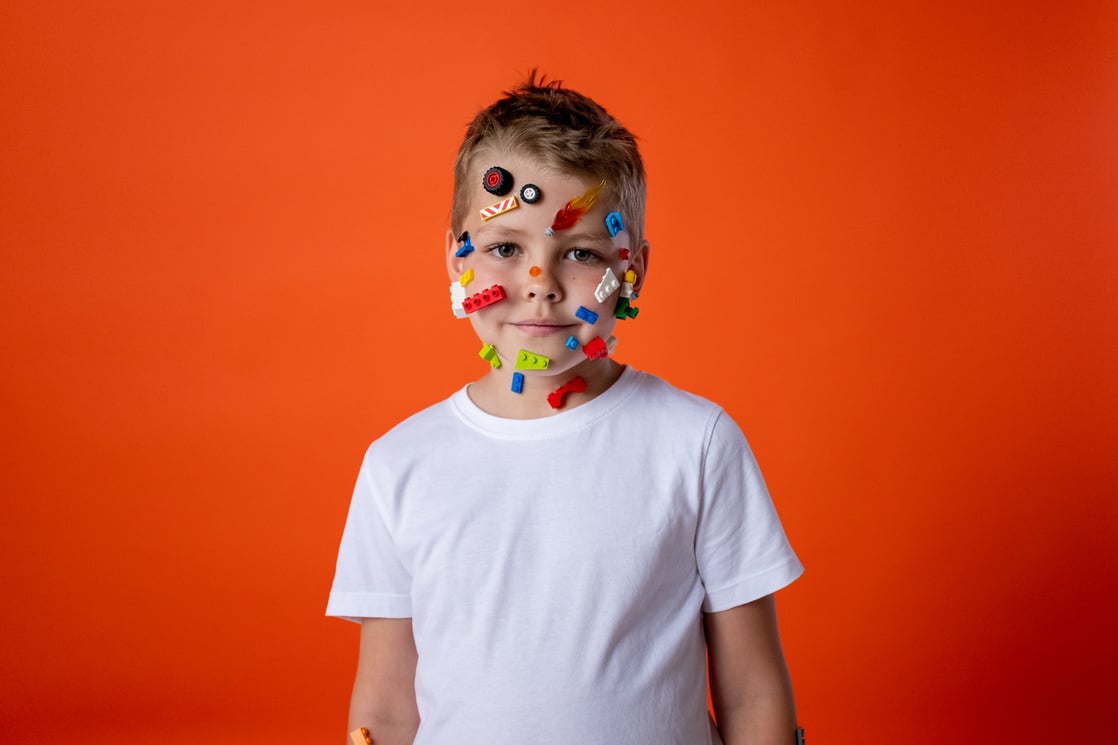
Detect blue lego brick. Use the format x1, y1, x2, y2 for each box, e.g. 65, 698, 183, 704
575, 306, 598, 324
455, 231, 475, 257
605, 211, 625, 237
511, 372, 524, 394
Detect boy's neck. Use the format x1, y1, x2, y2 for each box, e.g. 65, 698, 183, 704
466, 358, 626, 420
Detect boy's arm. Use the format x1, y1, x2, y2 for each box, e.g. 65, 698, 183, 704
703, 594, 798, 745
346, 617, 420, 745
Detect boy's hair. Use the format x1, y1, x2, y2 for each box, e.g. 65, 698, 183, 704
452, 71, 646, 247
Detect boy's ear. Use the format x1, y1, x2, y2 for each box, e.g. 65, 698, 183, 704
630, 239, 650, 294
446, 228, 464, 280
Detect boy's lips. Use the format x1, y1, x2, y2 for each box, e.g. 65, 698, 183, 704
510, 319, 576, 337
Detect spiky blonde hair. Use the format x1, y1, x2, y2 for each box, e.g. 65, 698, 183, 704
451, 71, 646, 247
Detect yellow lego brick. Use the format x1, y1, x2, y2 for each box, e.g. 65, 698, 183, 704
459, 268, 475, 287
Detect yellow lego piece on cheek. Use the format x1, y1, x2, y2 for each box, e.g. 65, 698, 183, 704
459, 268, 474, 287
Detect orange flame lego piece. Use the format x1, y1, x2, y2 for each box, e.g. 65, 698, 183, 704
545, 181, 605, 236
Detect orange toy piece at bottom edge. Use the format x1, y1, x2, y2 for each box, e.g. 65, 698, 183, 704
350, 727, 373, 745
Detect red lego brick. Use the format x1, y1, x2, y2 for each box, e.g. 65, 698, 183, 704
547, 376, 587, 409
582, 337, 609, 360
462, 284, 507, 314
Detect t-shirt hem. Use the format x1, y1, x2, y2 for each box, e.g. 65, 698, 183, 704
701, 558, 805, 613
325, 591, 412, 623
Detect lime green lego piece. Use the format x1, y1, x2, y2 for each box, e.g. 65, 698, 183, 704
478, 343, 501, 368
515, 349, 551, 370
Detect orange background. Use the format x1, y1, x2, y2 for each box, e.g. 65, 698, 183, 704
2, 2, 1115, 743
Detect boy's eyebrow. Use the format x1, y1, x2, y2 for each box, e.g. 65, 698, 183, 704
476, 224, 613, 244
473, 225, 527, 244
562, 228, 613, 243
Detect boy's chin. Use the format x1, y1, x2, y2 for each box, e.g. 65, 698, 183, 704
504, 356, 618, 382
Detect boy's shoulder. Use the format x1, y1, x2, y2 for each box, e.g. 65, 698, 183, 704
364, 387, 462, 453
622, 370, 741, 450
631, 369, 724, 412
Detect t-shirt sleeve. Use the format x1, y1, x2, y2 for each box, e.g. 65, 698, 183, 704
695, 410, 803, 613
325, 451, 412, 622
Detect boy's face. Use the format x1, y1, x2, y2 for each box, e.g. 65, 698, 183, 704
447, 149, 647, 383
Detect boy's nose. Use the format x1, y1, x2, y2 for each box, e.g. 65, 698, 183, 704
524, 265, 563, 302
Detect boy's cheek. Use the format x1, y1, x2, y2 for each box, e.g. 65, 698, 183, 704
459, 266, 504, 294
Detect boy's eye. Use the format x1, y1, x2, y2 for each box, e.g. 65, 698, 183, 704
566, 248, 600, 263
488, 243, 519, 259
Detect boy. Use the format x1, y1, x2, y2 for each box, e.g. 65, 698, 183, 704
327, 73, 803, 745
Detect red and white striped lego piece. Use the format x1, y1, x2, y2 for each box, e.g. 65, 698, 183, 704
479, 196, 520, 221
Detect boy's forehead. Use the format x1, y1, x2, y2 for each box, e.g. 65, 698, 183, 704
472, 148, 592, 185
475, 220, 614, 244
464, 149, 619, 239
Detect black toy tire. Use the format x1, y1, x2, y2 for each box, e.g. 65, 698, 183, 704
520, 183, 541, 203
483, 167, 513, 196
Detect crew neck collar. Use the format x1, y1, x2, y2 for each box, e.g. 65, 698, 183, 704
451, 365, 642, 439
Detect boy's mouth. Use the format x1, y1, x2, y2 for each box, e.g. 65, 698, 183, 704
511, 320, 576, 337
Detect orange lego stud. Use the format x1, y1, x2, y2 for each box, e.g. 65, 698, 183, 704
529, 266, 541, 277
350, 727, 373, 745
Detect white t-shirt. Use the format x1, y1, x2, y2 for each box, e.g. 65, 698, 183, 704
327, 367, 803, 745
